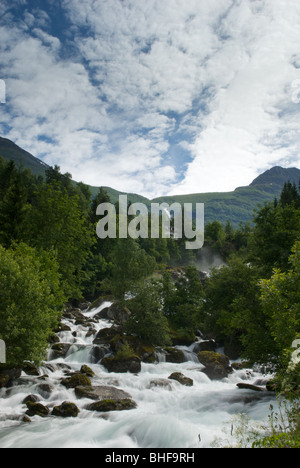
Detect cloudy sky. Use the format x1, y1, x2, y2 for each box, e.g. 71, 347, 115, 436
1, 0, 300, 199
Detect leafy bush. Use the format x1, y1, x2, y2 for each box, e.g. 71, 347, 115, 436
0, 243, 65, 365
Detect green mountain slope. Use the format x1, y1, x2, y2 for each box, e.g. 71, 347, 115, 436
152, 166, 300, 226
1, 136, 299, 227
0, 137, 51, 177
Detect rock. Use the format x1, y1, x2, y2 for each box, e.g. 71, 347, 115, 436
86, 327, 97, 338
80, 364, 95, 377
36, 383, 54, 399
149, 379, 173, 390
101, 356, 141, 374
52, 401, 80, 418
50, 343, 71, 359
22, 394, 41, 405
0, 365, 22, 388
198, 351, 232, 380
89, 345, 110, 363
192, 340, 216, 354
163, 347, 186, 364
61, 372, 92, 389
236, 383, 264, 392
75, 385, 132, 401
93, 327, 121, 345
168, 372, 193, 387
87, 296, 113, 312
54, 323, 72, 333
110, 335, 156, 363
86, 399, 136, 412
22, 362, 41, 376
25, 402, 50, 418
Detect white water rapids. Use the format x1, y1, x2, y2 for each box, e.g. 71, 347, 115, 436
0, 301, 277, 448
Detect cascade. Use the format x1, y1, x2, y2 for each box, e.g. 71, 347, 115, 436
0, 301, 277, 448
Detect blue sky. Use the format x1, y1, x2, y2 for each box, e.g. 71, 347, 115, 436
1, 0, 300, 198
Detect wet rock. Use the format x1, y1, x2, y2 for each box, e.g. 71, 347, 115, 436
52, 401, 80, 418
93, 327, 121, 345
25, 402, 50, 418
163, 347, 186, 364
198, 351, 232, 380
101, 356, 141, 374
168, 372, 193, 387
22, 394, 41, 405
80, 364, 95, 377
236, 383, 264, 392
54, 323, 72, 333
89, 345, 109, 363
22, 363, 41, 376
149, 379, 173, 390
0, 365, 22, 388
192, 340, 216, 354
86, 399, 136, 412
75, 385, 132, 401
61, 372, 92, 389
50, 343, 71, 359
36, 383, 54, 399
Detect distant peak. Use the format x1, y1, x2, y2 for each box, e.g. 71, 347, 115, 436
250, 166, 300, 187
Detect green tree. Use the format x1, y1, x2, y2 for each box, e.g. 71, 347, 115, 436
203, 257, 274, 362
24, 182, 95, 299
0, 243, 65, 365
160, 266, 204, 335
125, 281, 171, 346
260, 241, 300, 365
249, 198, 300, 276
110, 238, 156, 301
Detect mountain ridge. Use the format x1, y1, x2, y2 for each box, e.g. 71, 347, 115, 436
1, 136, 300, 226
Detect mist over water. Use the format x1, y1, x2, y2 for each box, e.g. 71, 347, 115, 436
194, 246, 226, 273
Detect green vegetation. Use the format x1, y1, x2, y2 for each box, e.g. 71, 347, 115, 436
0, 153, 299, 447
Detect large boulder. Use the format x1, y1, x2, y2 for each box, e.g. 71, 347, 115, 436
168, 372, 193, 387
75, 385, 132, 401
52, 401, 80, 418
25, 402, 50, 418
0, 365, 22, 388
61, 372, 92, 389
86, 399, 136, 412
110, 335, 156, 363
93, 327, 121, 345
50, 343, 71, 359
198, 351, 232, 380
163, 347, 186, 364
101, 356, 141, 374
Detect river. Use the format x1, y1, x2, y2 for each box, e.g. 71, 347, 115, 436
0, 301, 277, 448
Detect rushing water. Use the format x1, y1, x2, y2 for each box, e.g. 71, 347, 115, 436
0, 302, 277, 448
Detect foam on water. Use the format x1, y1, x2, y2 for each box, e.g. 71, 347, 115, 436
0, 301, 276, 448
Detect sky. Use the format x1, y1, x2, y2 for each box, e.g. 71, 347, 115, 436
1, 0, 300, 199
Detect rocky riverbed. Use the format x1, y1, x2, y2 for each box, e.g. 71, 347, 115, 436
0, 300, 277, 448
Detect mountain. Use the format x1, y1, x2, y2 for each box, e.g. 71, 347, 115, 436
1, 136, 300, 227
0, 137, 51, 177
153, 166, 300, 227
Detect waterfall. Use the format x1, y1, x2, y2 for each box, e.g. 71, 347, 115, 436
0, 301, 277, 448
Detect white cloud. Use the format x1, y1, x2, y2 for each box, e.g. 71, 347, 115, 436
1, 0, 300, 199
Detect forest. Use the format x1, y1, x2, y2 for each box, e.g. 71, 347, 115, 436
0, 155, 299, 447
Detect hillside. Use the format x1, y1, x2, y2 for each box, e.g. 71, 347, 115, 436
1, 136, 299, 227
0, 137, 51, 177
